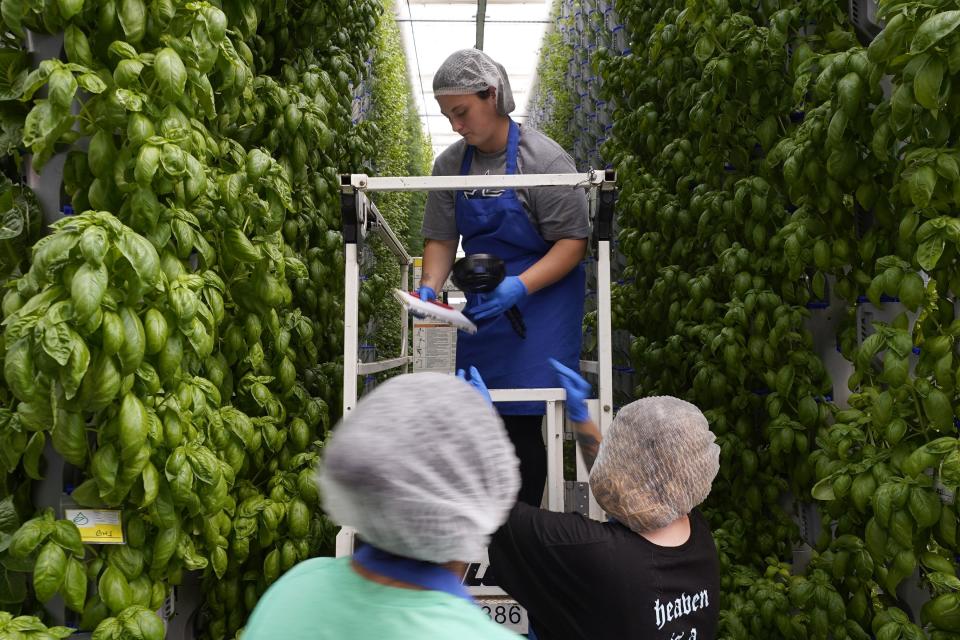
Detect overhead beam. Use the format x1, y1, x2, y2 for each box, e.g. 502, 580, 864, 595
415, 0, 530, 3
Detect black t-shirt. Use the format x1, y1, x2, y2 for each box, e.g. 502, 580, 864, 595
488, 504, 720, 640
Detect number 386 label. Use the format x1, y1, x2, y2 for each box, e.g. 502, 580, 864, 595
477, 598, 528, 633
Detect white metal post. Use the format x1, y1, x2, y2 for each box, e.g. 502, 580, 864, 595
546, 399, 565, 511
335, 526, 356, 558
343, 242, 360, 417
400, 262, 410, 373
591, 243, 614, 520
597, 238, 614, 435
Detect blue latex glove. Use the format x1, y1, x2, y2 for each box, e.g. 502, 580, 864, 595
549, 358, 591, 422
415, 285, 436, 303
410, 285, 437, 318
469, 276, 527, 320
457, 365, 492, 405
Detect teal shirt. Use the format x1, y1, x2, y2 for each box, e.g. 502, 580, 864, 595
242, 556, 520, 639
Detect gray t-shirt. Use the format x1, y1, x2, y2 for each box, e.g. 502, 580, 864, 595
422, 126, 590, 242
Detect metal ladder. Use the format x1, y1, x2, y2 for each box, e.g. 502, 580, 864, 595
334, 170, 617, 630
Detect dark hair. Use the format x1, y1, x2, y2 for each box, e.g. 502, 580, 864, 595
476, 88, 493, 100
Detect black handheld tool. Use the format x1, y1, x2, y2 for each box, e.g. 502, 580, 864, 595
451, 254, 526, 339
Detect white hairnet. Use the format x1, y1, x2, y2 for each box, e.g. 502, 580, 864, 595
590, 396, 720, 534
317, 372, 520, 563
433, 49, 515, 115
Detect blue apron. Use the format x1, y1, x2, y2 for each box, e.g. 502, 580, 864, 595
455, 119, 585, 416
352, 544, 472, 602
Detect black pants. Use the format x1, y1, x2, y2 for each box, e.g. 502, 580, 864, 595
502, 415, 546, 507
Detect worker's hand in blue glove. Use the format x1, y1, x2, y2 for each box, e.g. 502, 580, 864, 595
410, 285, 437, 318
469, 276, 527, 320
457, 365, 492, 405
416, 285, 436, 303
549, 358, 591, 422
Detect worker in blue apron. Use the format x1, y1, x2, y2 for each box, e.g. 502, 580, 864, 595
418, 49, 589, 507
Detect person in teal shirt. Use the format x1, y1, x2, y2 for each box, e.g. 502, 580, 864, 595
242, 370, 522, 639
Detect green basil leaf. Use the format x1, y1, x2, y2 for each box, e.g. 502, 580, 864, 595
1, 0, 26, 37
138, 463, 158, 509
65, 26, 93, 67
57, 0, 84, 20
108, 545, 144, 581
33, 540, 67, 602
8, 519, 48, 558
22, 431, 45, 480
22, 101, 59, 149
52, 520, 84, 558
113, 59, 143, 87
0, 565, 27, 604
149, 524, 177, 573
91, 615, 123, 640
890, 82, 915, 132
212, 546, 227, 579
0, 496, 19, 533
118, 0, 146, 43
41, 322, 74, 367
117, 229, 160, 286
108, 41, 139, 60
918, 236, 946, 271
63, 556, 86, 613
48, 69, 78, 111
936, 153, 960, 181
941, 449, 960, 486
70, 262, 108, 321
134, 144, 160, 185
154, 48, 186, 102
61, 335, 91, 401
811, 476, 836, 501
186, 444, 220, 485
912, 10, 960, 53
123, 606, 165, 640
908, 165, 938, 208
77, 72, 106, 95
914, 55, 946, 110
114, 88, 145, 111
91, 443, 120, 497
98, 565, 132, 614
190, 72, 215, 117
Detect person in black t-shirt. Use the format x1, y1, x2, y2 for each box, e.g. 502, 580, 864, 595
482, 360, 723, 640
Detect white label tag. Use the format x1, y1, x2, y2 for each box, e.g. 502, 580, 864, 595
477, 598, 528, 634
64, 509, 125, 544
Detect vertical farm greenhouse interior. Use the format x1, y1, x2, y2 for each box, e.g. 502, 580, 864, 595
0, 0, 959, 638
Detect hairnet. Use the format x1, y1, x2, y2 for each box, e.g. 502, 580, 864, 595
317, 372, 520, 563
433, 49, 515, 115
590, 396, 720, 534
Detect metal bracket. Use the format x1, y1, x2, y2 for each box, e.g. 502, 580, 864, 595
564, 481, 590, 516
594, 169, 617, 243
340, 174, 360, 245
340, 174, 410, 262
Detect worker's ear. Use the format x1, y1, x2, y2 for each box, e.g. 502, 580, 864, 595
487, 86, 497, 102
